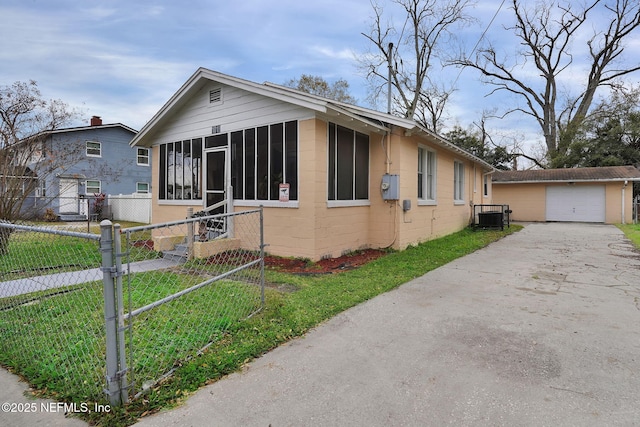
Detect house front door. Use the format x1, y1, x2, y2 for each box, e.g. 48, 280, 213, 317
205, 148, 227, 214
58, 179, 78, 214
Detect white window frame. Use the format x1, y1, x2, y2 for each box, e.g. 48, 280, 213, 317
136, 182, 149, 193
454, 160, 464, 204
483, 174, 489, 197
137, 148, 150, 166
35, 179, 46, 197
418, 146, 437, 205
86, 180, 101, 194
86, 141, 101, 157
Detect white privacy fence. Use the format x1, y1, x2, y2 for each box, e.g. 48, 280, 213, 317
108, 193, 152, 224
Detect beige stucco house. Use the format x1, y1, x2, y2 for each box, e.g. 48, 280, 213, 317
130, 68, 495, 260
492, 166, 640, 224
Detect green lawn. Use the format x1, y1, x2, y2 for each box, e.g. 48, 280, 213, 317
0, 225, 521, 426
618, 223, 640, 249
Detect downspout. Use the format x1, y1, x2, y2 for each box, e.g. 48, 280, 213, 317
386, 41, 393, 175
622, 180, 628, 224
385, 129, 391, 174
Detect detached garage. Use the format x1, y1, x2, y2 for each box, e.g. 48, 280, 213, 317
492, 166, 640, 224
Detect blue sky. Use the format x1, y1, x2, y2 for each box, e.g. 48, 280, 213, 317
1, 0, 639, 159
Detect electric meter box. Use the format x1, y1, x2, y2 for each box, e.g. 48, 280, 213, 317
381, 174, 399, 200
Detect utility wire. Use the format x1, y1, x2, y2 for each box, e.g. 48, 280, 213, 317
452, 0, 507, 88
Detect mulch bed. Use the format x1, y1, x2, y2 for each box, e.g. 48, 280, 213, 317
264, 249, 388, 274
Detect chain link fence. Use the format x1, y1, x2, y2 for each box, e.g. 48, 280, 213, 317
120, 208, 264, 399
0, 222, 105, 403
0, 207, 264, 406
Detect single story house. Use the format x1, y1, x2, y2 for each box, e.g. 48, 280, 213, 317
130, 68, 495, 260
492, 166, 640, 224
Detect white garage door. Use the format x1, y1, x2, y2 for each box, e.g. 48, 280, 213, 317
546, 185, 605, 222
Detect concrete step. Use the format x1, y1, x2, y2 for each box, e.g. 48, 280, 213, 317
162, 243, 188, 263
58, 214, 88, 222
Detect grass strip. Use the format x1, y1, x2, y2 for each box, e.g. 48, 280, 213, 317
617, 223, 640, 249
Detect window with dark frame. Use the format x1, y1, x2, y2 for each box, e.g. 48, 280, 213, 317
231, 120, 298, 201
158, 138, 202, 200
328, 123, 369, 201
159, 121, 299, 203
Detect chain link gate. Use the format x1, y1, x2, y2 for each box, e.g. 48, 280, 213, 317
115, 208, 265, 401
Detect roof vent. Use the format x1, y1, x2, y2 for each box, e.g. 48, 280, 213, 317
209, 88, 222, 104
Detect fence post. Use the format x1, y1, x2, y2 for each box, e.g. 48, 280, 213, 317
227, 184, 234, 238
113, 223, 129, 404
100, 220, 121, 406
259, 206, 265, 306
187, 207, 194, 260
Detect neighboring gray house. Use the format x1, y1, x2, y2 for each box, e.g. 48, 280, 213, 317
23, 116, 150, 220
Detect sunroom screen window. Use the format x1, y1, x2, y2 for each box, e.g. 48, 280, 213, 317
159, 138, 202, 200
230, 120, 298, 201
328, 123, 369, 201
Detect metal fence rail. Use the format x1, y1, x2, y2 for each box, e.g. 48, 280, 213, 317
0, 207, 264, 406
119, 209, 265, 399
0, 221, 105, 402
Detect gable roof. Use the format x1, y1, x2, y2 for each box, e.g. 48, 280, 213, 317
493, 166, 640, 183
129, 67, 494, 170
46, 123, 137, 136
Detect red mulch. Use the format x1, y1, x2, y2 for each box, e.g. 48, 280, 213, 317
264, 249, 387, 274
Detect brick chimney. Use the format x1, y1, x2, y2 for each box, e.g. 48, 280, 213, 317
90, 116, 102, 126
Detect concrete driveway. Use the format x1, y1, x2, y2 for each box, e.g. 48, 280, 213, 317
2, 223, 639, 426
135, 223, 640, 427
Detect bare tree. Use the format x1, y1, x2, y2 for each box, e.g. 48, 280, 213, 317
0, 81, 79, 224
360, 0, 475, 133
456, 0, 640, 167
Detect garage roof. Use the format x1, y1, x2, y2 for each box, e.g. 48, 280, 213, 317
493, 165, 640, 183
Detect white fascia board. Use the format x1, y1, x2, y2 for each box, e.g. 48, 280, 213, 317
323, 105, 390, 133
494, 178, 640, 184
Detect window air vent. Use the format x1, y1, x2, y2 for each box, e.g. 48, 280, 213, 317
209, 87, 222, 103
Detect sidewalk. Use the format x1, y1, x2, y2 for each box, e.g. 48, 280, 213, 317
0, 259, 180, 298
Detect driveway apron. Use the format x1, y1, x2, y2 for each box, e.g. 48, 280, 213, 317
135, 223, 640, 427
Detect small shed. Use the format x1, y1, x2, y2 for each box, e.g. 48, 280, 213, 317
492, 166, 640, 224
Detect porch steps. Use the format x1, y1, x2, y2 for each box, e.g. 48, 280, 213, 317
58, 213, 87, 222
162, 242, 189, 263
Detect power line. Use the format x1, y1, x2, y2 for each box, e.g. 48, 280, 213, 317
452, 0, 507, 89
